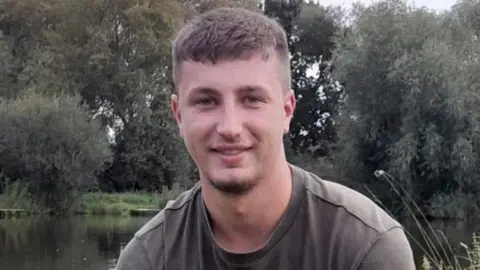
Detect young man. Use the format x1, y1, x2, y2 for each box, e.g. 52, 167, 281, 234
115, 7, 416, 270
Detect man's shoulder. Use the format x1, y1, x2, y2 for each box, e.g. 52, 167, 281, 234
289, 164, 415, 269
116, 184, 200, 270
291, 164, 402, 233
135, 183, 201, 239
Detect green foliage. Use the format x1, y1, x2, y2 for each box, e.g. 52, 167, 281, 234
2, 0, 480, 227
0, 0, 346, 201
420, 235, 480, 270
0, 91, 112, 212
3, 1, 480, 269
189, 0, 261, 15
0, 0, 199, 194
0, 30, 17, 98
73, 183, 187, 215
427, 192, 480, 220
373, 170, 479, 270
99, 90, 196, 192
0, 179, 36, 211
331, 0, 480, 215
76, 192, 160, 216
265, 0, 344, 157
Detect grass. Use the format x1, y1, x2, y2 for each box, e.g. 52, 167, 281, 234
371, 170, 480, 270
73, 183, 187, 216
0, 181, 42, 212
419, 234, 480, 270
73, 192, 159, 216
0, 182, 187, 216
2, 171, 478, 268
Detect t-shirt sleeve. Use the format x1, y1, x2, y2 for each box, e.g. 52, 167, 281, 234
115, 237, 154, 270
357, 227, 416, 270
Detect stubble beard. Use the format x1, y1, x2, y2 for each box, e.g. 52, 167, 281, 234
209, 178, 256, 195
205, 168, 260, 196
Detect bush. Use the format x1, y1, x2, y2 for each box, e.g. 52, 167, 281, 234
0, 91, 112, 213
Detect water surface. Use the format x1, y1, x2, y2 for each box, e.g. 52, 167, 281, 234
0, 215, 149, 270
0, 215, 478, 269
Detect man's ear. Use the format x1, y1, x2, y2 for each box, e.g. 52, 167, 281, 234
171, 94, 183, 137
283, 89, 296, 134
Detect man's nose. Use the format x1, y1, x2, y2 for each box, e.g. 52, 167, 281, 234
216, 105, 242, 139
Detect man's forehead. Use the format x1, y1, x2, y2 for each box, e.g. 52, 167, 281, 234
177, 60, 278, 90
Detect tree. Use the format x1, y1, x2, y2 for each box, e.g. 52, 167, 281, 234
183, 0, 261, 18
264, 0, 344, 157
0, 0, 195, 192
0, 92, 112, 212
0, 0, 346, 196
0, 30, 18, 98
331, 0, 480, 217
289, 2, 344, 157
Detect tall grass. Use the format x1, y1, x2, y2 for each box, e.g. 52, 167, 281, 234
0, 179, 188, 216
73, 183, 187, 216
371, 170, 480, 270
0, 180, 44, 213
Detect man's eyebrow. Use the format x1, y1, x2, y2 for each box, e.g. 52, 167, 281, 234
186, 85, 270, 99
188, 87, 219, 96
237, 85, 269, 94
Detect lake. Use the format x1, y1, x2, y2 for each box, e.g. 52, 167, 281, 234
0, 215, 478, 269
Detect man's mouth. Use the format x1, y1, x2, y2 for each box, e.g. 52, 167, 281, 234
211, 146, 252, 156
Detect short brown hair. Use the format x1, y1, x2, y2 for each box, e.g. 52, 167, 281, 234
171, 7, 291, 89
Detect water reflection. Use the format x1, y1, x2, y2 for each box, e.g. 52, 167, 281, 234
0, 215, 478, 269
0, 215, 150, 270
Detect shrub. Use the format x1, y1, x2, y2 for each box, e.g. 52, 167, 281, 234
0, 91, 112, 213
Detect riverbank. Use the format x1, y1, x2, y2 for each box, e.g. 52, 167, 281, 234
0, 192, 162, 217
0, 186, 186, 217
2, 190, 479, 269
73, 192, 163, 216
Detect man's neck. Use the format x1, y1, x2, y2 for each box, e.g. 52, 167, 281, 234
201, 161, 293, 254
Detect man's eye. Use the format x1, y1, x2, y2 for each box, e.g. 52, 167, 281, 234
245, 96, 261, 104
197, 97, 215, 106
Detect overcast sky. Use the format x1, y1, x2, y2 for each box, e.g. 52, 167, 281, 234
318, 0, 457, 11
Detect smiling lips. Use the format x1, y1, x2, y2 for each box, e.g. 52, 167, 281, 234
210, 145, 252, 165
211, 145, 252, 153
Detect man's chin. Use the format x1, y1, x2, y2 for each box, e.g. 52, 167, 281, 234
208, 179, 255, 195
205, 169, 257, 195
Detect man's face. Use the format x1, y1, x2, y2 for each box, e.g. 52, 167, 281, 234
171, 53, 296, 195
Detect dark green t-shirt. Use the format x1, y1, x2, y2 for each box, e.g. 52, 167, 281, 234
115, 164, 415, 270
